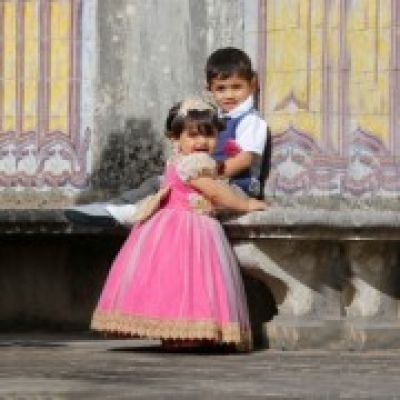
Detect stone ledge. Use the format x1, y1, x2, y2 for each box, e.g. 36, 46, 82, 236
223, 208, 400, 240
1, 208, 400, 239
224, 207, 400, 228
0, 209, 116, 235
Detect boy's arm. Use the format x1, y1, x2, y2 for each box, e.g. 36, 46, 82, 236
221, 151, 254, 178
219, 114, 267, 178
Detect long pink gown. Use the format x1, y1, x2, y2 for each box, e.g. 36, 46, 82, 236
91, 153, 252, 348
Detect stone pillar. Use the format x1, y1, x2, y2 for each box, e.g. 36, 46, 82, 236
343, 241, 400, 350
234, 240, 344, 350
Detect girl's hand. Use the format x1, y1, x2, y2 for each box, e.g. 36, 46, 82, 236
135, 186, 171, 223
247, 198, 268, 212
158, 185, 171, 200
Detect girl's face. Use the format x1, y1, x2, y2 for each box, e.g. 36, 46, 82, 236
176, 124, 217, 156
208, 73, 256, 113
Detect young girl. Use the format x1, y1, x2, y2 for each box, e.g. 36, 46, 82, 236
91, 97, 267, 351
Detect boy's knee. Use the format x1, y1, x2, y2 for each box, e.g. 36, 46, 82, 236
118, 175, 161, 203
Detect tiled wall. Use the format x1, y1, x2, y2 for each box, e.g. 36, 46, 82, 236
0, 0, 93, 191
260, 0, 400, 199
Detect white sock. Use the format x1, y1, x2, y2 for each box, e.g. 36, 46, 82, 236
105, 204, 138, 227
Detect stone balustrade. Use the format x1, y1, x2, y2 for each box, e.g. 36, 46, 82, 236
223, 208, 400, 350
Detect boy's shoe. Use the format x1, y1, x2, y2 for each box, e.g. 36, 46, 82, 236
105, 204, 138, 227
64, 203, 117, 228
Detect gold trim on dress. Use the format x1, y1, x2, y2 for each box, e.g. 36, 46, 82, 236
91, 311, 252, 350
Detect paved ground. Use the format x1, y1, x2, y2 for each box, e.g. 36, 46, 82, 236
1, 333, 400, 399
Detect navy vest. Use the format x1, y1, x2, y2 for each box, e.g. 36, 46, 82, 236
213, 110, 260, 196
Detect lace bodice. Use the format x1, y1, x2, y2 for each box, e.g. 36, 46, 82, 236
163, 153, 217, 214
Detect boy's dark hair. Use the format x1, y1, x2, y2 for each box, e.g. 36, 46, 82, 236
205, 47, 255, 85
165, 102, 225, 139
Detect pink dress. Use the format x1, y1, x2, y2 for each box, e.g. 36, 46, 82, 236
91, 153, 252, 348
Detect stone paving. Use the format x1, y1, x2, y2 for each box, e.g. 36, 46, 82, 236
1, 333, 400, 399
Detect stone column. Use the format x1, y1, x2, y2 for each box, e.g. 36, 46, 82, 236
343, 241, 400, 350
234, 239, 344, 350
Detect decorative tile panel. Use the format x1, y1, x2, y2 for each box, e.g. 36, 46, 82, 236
0, 0, 90, 188
260, 0, 400, 197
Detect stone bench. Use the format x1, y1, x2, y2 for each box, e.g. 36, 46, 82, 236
223, 208, 400, 350
2, 208, 400, 350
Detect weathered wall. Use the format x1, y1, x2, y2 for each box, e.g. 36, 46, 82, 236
89, 0, 249, 200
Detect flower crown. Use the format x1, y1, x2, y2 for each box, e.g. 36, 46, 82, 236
177, 96, 216, 117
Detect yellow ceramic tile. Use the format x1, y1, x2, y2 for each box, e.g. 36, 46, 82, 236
328, 0, 340, 29
348, 30, 376, 73
3, 40, 16, 80
265, 115, 290, 135
298, 0, 310, 28
266, 1, 276, 31
266, 112, 322, 142
348, 0, 375, 31
309, 71, 322, 112
267, 0, 302, 31
267, 30, 308, 72
3, 80, 16, 131
380, 0, 391, 28
23, 2, 39, 132
51, 0, 71, 39
310, 30, 322, 70
265, 71, 306, 111
48, 1, 71, 134
24, 1, 39, 39
3, 1, 16, 39
294, 112, 321, 140
23, 79, 38, 126
353, 115, 389, 143
310, 0, 323, 27
49, 80, 69, 132
349, 72, 389, 114
377, 28, 390, 71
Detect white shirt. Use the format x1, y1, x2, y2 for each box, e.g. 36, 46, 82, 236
219, 95, 267, 157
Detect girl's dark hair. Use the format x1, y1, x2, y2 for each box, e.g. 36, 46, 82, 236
165, 102, 225, 139
205, 47, 255, 85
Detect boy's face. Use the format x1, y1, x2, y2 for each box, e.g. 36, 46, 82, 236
208, 73, 256, 113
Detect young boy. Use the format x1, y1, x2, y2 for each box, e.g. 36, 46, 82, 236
65, 47, 268, 226
205, 47, 267, 197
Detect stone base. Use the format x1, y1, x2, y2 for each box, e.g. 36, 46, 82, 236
264, 317, 343, 350
343, 321, 400, 351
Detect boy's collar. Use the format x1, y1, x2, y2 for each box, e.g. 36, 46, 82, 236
218, 95, 254, 119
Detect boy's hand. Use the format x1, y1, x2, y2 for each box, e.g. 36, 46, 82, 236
247, 198, 268, 212
224, 139, 241, 157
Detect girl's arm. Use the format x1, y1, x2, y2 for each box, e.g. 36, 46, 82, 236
189, 175, 266, 213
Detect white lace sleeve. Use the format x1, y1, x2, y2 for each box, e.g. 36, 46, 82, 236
176, 153, 217, 182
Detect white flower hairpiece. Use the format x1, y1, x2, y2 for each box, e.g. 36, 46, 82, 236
178, 96, 216, 117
